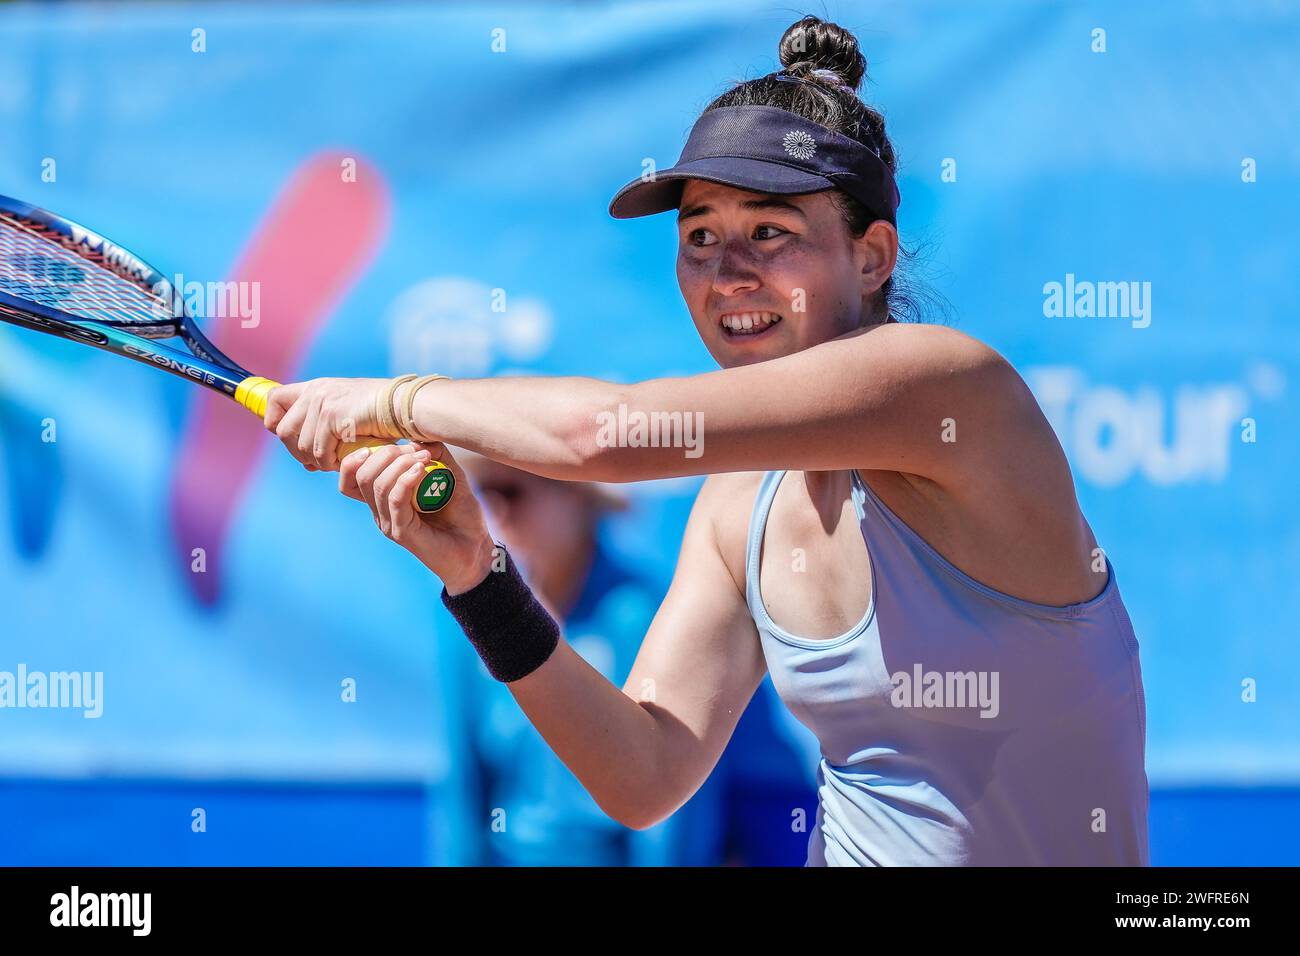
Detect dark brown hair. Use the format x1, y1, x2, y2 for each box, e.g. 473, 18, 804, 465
704, 15, 931, 323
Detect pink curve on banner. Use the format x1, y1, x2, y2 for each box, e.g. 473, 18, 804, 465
169, 153, 391, 606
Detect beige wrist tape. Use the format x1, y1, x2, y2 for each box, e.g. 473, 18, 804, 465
377, 375, 417, 440
400, 374, 450, 442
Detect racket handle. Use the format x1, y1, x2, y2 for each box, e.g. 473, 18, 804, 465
235, 376, 455, 514
337, 440, 380, 459
234, 376, 281, 419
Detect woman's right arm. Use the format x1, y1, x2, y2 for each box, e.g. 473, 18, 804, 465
341, 442, 766, 831
505, 474, 767, 829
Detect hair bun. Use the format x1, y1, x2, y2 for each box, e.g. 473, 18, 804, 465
778, 15, 866, 92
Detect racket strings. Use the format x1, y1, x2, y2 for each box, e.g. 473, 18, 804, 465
0, 212, 172, 326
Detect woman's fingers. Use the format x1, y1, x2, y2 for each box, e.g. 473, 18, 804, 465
263, 382, 306, 433
338, 446, 372, 501
371, 448, 432, 535
385, 457, 431, 544
273, 391, 313, 467
267, 378, 405, 473
339, 438, 491, 581
413, 441, 460, 478
311, 405, 343, 473
353, 444, 412, 519
348, 444, 432, 534
296, 392, 325, 472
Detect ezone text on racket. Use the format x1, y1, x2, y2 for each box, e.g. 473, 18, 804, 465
122, 342, 222, 387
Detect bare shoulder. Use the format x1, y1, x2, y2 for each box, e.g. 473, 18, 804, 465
692, 472, 766, 594
866, 328, 1101, 602
895, 322, 979, 344
846, 319, 1003, 365
853, 322, 1057, 475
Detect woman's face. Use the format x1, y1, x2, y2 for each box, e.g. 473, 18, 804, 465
675, 179, 896, 368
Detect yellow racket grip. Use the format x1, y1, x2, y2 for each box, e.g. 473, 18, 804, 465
235, 375, 281, 420
235, 376, 455, 514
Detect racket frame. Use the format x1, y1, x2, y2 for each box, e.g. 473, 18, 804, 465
0, 193, 253, 399
0, 193, 456, 512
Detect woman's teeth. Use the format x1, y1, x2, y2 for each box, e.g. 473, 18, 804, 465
721, 311, 783, 335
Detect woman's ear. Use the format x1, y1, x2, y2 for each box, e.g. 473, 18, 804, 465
858, 219, 899, 297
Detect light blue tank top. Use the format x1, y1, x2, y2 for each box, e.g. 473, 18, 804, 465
745, 470, 1149, 866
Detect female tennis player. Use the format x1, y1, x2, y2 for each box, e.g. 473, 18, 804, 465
264, 16, 1148, 865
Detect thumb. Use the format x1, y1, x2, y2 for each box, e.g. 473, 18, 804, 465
413, 441, 471, 482
414, 440, 451, 465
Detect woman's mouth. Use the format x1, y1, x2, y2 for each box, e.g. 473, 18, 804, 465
719, 311, 783, 339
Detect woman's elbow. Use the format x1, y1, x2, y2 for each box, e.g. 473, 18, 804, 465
604, 795, 676, 832
560, 383, 629, 483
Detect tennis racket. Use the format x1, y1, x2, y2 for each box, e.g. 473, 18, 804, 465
0, 193, 454, 513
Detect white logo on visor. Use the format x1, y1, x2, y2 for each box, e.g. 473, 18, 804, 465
782, 130, 817, 160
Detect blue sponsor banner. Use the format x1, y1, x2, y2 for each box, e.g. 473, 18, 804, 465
0, 0, 1295, 806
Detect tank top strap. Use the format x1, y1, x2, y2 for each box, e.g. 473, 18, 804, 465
745, 471, 787, 619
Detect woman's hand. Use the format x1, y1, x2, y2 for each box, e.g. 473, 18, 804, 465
264, 377, 392, 472
340, 441, 497, 594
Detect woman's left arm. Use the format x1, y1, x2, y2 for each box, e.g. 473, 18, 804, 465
267, 322, 1035, 490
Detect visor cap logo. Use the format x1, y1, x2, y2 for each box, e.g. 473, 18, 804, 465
782, 130, 817, 161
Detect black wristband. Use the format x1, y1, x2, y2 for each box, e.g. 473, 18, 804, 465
440, 545, 561, 683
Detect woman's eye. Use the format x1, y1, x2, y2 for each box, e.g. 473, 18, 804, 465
684, 224, 786, 245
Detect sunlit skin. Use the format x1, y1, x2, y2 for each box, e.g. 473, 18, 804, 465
267, 175, 1105, 830
673, 180, 900, 583
318, 184, 909, 600
675, 179, 899, 368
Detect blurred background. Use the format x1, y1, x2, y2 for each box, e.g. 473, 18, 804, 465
0, 0, 1296, 865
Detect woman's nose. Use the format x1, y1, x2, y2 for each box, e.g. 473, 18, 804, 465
711, 242, 761, 296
